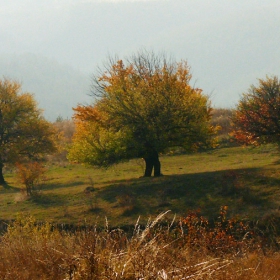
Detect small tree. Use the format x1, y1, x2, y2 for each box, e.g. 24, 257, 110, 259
16, 162, 46, 196
0, 78, 57, 184
231, 75, 280, 146
68, 51, 218, 176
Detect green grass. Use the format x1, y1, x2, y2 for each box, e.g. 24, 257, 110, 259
1, 144, 280, 227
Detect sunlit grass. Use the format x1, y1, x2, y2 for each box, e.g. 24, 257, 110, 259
0, 144, 280, 227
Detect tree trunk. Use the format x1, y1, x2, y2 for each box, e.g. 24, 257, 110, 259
143, 150, 161, 177
0, 162, 5, 185
144, 157, 154, 177
153, 156, 161, 177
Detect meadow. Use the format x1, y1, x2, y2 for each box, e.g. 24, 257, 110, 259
1, 144, 280, 227
0, 144, 280, 279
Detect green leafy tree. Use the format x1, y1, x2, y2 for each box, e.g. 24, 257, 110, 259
0, 78, 57, 184
231, 75, 280, 146
68, 51, 217, 176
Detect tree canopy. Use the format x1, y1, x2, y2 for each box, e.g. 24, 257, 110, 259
231, 75, 280, 146
68, 51, 217, 176
0, 78, 57, 184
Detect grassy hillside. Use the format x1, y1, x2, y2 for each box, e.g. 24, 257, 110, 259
1, 145, 280, 227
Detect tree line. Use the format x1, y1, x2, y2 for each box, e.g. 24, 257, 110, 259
1, 50, 279, 185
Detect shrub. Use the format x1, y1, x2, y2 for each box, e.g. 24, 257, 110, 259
179, 207, 257, 256
16, 162, 46, 196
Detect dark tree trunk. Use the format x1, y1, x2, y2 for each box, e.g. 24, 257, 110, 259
143, 150, 161, 177
153, 156, 161, 177
0, 162, 5, 185
144, 157, 154, 177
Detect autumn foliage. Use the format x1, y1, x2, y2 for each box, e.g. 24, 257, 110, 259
0, 78, 57, 184
69, 51, 218, 176
231, 76, 280, 146
0, 211, 279, 279
16, 162, 46, 196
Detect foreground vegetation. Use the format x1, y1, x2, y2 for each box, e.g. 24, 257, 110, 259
1, 144, 280, 278
0, 211, 279, 279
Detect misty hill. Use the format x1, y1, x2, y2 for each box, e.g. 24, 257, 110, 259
0, 0, 279, 117
0, 54, 91, 120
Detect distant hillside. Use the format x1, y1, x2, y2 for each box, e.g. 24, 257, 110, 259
1, 1, 280, 112
0, 54, 91, 121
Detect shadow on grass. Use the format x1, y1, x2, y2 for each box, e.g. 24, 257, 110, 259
87, 207, 103, 214
97, 167, 280, 219
40, 181, 85, 191
1, 180, 86, 195
0, 183, 19, 193
273, 159, 280, 165
30, 193, 67, 207
122, 205, 142, 217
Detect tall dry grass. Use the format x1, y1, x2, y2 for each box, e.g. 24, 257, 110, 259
0, 212, 279, 279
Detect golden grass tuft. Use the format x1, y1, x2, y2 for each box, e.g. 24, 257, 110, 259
0, 212, 279, 279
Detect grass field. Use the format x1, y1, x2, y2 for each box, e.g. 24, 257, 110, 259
1, 144, 280, 228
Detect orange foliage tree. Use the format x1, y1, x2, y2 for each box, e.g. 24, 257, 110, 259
68, 51, 217, 176
231, 76, 280, 146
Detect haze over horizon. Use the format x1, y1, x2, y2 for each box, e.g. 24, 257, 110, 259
0, 0, 279, 120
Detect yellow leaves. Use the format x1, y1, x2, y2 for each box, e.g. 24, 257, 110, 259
99, 60, 135, 95
0, 78, 57, 166
70, 52, 216, 166
176, 61, 192, 83
74, 105, 102, 122
0, 78, 21, 100
16, 162, 46, 195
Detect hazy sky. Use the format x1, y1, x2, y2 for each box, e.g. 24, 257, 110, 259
1, 0, 280, 119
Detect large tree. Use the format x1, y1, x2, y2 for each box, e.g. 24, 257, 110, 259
68, 51, 217, 176
0, 78, 57, 184
231, 75, 280, 146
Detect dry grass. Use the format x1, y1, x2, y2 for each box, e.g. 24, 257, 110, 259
0, 212, 279, 280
